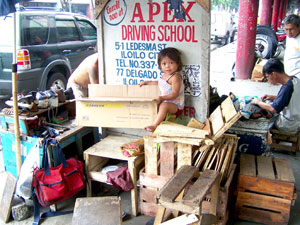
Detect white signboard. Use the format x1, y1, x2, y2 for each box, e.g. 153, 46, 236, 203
98, 0, 210, 123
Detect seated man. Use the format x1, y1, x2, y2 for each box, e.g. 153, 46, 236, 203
251, 58, 300, 132
67, 53, 99, 98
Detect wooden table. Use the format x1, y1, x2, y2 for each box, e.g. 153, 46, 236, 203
84, 135, 144, 216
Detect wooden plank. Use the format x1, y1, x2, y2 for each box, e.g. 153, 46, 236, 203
144, 135, 158, 175
270, 143, 297, 152
212, 112, 241, 141
187, 118, 205, 129
153, 121, 209, 139
236, 191, 291, 214
256, 156, 275, 180
195, 145, 211, 169
202, 146, 216, 170
72, 197, 122, 225
177, 143, 193, 169
158, 165, 198, 203
139, 171, 170, 189
240, 154, 256, 176
154, 205, 166, 225
140, 201, 158, 217
209, 106, 224, 136
160, 214, 199, 225
195, 0, 210, 12
182, 170, 219, 206
237, 175, 295, 199
84, 135, 138, 160
155, 136, 202, 146
235, 203, 289, 225
160, 142, 175, 178
221, 97, 237, 123
0, 172, 17, 223
274, 158, 295, 183
140, 186, 157, 203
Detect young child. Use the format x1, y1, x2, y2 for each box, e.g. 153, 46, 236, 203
139, 47, 184, 132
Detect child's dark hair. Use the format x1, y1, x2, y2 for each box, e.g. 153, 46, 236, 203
262, 58, 285, 76
157, 47, 183, 72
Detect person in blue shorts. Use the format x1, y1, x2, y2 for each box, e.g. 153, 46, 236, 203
251, 58, 300, 132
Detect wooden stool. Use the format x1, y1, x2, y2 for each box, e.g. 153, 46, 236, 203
154, 165, 220, 225
270, 129, 300, 154
84, 135, 144, 216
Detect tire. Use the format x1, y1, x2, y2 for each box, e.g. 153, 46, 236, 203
255, 34, 275, 59
221, 33, 229, 45
230, 30, 236, 43
256, 25, 278, 57
46, 72, 67, 90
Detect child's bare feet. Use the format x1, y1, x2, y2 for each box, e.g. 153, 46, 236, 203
144, 125, 156, 132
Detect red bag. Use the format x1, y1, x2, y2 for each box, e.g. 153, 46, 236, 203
32, 139, 85, 207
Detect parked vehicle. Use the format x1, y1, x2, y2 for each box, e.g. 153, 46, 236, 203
211, 11, 235, 45
0, 8, 97, 100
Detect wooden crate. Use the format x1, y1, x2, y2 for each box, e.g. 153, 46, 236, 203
140, 135, 237, 225
235, 154, 296, 225
270, 129, 300, 154
140, 135, 192, 216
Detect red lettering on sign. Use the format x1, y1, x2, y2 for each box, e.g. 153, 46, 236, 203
131, 3, 145, 22
179, 1, 196, 22
148, 2, 160, 22
162, 2, 174, 22
184, 106, 196, 118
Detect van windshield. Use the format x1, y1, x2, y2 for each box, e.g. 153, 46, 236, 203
0, 15, 13, 47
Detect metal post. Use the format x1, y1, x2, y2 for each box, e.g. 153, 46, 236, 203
260, 0, 273, 26
272, 0, 280, 31
236, 0, 259, 80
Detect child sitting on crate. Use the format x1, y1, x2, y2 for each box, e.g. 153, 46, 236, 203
139, 47, 184, 132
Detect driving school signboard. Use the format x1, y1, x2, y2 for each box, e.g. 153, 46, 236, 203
96, 0, 210, 123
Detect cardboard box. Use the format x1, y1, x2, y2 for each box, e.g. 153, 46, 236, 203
251, 58, 268, 82
76, 85, 160, 128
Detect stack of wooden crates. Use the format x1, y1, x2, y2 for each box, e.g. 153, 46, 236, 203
139, 97, 241, 224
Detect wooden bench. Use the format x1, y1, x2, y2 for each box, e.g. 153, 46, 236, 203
235, 154, 296, 225
84, 135, 144, 216
154, 165, 220, 225
270, 129, 300, 154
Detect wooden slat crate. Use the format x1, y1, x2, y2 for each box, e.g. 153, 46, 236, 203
235, 154, 296, 225
140, 135, 238, 225
140, 135, 189, 217
270, 129, 300, 154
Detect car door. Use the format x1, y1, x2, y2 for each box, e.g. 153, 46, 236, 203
55, 15, 87, 71
75, 18, 97, 58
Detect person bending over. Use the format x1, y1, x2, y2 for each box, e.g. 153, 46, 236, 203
251, 58, 300, 132
67, 53, 99, 98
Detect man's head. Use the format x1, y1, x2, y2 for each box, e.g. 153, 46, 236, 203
263, 58, 285, 85
284, 14, 300, 38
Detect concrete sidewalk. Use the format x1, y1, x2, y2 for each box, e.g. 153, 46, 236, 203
210, 41, 281, 98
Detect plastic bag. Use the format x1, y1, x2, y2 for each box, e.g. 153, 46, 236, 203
15, 141, 40, 199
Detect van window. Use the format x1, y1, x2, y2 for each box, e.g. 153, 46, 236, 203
77, 20, 97, 40
56, 20, 80, 42
0, 15, 13, 47
23, 16, 49, 45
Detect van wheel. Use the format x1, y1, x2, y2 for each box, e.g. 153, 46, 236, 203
230, 31, 236, 43
46, 72, 67, 90
221, 34, 229, 45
